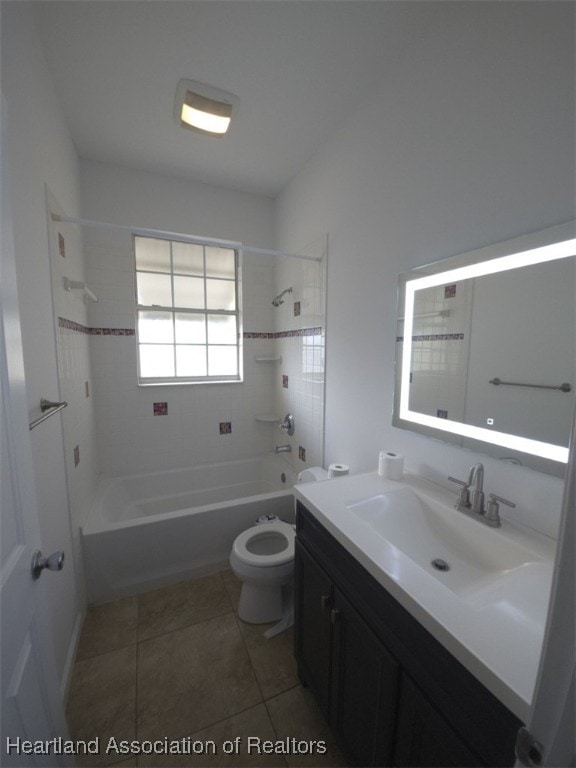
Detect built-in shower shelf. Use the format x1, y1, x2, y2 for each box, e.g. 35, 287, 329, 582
255, 414, 281, 423
254, 354, 282, 363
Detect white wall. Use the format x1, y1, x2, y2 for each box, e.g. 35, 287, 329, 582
275, 2, 575, 539
0, 3, 86, 693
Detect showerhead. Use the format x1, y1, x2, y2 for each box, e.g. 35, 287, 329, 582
272, 287, 293, 307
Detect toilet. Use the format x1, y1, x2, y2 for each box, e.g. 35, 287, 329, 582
229, 519, 295, 625
229, 467, 329, 633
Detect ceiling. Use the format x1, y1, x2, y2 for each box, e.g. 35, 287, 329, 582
33, 1, 431, 198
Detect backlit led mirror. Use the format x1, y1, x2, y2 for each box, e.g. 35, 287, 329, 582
393, 222, 575, 476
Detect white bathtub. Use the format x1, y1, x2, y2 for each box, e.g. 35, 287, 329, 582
82, 456, 296, 604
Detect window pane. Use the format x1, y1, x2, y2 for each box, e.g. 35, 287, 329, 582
176, 346, 207, 377
175, 313, 206, 344
205, 247, 236, 279
208, 346, 238, 376
135, 236, 241, 384
206, 279, 236, 310
138, 311, 174, 343
207, 314, 237, 344
173, 276, 205, 309
137, 272, 173, 306
135, 237, 171, 272
173, 242, 204, 276
139, 345, 175, 377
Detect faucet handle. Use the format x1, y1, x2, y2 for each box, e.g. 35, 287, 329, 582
448, 476, 470, 507
488, 493, 515, 508
279, 413, 295, 436
485, 493, 516, 527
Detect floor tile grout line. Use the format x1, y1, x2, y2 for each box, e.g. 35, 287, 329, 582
137, 697, 292, 753
136, 606, 236, 645
69, 572, 310, 766
232, 607, 268, 705
133, 586, 271, 747
135, 593, 141, 743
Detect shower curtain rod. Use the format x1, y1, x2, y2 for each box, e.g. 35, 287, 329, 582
51, 214, 321, 262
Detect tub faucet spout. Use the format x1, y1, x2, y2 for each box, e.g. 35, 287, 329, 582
275, 444, 292, 454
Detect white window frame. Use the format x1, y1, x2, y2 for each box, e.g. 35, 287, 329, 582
134, 234, 243, 385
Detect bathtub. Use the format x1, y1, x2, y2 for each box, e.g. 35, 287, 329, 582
81, 456, 296, 604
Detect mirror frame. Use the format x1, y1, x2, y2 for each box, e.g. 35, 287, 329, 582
394, 222, 575, 466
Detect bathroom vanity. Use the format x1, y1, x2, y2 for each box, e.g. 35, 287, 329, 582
293, 472, 555, 767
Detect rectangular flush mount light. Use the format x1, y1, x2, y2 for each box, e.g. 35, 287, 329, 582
175, 79, 238, 137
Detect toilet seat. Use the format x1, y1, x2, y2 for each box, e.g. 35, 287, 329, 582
232, 521, 295, 568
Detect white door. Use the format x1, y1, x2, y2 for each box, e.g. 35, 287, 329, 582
1, 95, 70, 766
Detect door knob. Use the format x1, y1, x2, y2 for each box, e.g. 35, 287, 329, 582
31, 550, 65, 580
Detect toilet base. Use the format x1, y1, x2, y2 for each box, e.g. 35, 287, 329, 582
238, 582, 283, 624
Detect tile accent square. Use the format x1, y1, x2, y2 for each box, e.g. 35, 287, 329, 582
58, 232, 66, 258
282, 375, 289, 389
444, 284, 457, 298
294, 301, 301, 316
219, 421, 232, 434
298, 446, 306, 462
154, 402, 168, 416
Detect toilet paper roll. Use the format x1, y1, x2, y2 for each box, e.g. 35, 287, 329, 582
379, 451, 404, 480
328, 463, 350, 478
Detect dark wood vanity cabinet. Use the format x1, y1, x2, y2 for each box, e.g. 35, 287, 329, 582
294, 501, 522, 768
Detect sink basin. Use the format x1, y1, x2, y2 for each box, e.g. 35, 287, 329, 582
345, 487, 541, 598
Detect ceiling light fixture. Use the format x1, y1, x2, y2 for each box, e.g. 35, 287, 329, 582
175, 79, 238, 137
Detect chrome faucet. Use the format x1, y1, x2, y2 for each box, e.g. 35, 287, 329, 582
468, 463, 484, 514
449, 462, 515, 527
275, 444, 292, 454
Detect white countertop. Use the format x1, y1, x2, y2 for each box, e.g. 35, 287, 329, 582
294, 470, 556, 722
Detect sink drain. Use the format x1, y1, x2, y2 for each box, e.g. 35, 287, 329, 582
431, 558, 450, 572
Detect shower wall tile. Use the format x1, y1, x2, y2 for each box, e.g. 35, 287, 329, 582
49, 217, 99, 609
80, 230, 325, 478
272, 237, 327, 473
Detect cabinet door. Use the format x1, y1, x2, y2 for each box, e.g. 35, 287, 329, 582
294, 541, 334, 718
331, 588, 399, 767
394, 673, 483, 767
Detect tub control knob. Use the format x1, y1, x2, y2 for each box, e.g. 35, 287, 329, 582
31, 549, 65, 580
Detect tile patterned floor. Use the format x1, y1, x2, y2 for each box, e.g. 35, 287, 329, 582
66, 571, 348, 767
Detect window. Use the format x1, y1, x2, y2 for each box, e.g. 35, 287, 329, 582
134, 235, 241, 383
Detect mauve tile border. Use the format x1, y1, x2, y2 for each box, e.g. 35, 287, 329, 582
59, 317, 322, 339
244, 327, 323, 339
58, 317, 135, 336
396, 333, 464, 342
